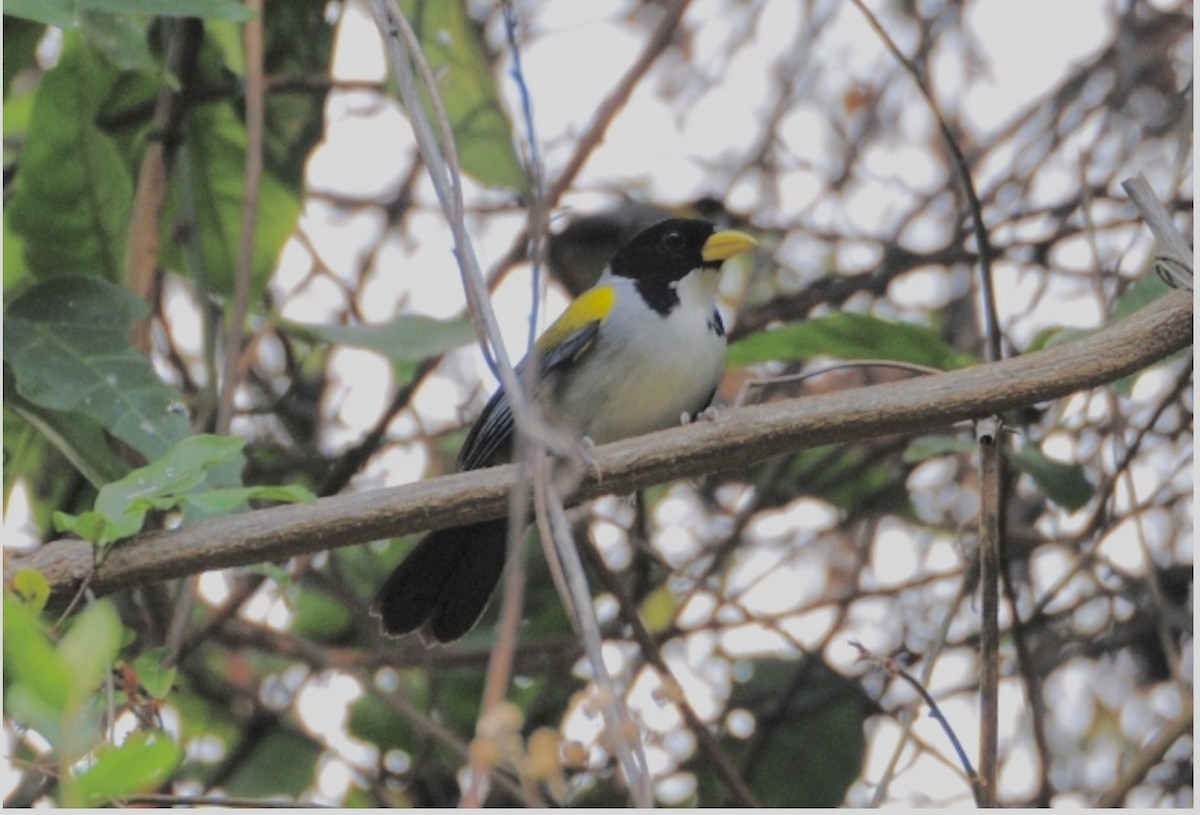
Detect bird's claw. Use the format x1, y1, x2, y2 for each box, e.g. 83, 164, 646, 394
680, 405, 721, 426
579, 436, 602, 481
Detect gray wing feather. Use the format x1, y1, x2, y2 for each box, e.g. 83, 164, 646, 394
456, 321, 601, 471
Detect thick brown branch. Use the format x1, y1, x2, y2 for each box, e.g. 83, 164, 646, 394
10, 290, 1192, 609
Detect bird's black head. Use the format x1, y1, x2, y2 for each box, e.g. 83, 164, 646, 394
607, 218, 755, 316
608, 218, 720, 286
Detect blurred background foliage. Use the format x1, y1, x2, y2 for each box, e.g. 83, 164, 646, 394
2, 0, 1192, 807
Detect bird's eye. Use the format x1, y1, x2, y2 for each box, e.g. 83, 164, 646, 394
662, 231, 685, 251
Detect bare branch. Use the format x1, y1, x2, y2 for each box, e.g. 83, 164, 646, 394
12, 290, 1192, 607
1122, 173, 1194, 291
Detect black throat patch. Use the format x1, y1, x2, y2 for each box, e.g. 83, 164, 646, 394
635, 278, 680, 317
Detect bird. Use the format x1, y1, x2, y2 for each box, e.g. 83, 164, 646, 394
371, 218, 757, 643
546, 197, 746, 295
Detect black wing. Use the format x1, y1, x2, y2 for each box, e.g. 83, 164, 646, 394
455, 320, 602, 471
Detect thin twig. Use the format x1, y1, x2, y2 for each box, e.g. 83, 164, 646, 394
581, 543, 763, 807
998, 551, 1053, 805
121, 794, 330, 808
848, 0, 999, 363
365, 5, 648, 804
1121, 173, 1194, 291
366, 0, 530, 430
533, 449, 654, 806
125, 19, 198, 354
501, 0, 547, 349
736, 359, 943, 407
853, 642, 984, 806
1093, 695, 1193, 807
216, 0, 265, 434
483, 0, 692, 293
465, 7, 547, 804
464, 453, 531, 807
976, 418, 1004, 807
869, 558, 977, 806
848, 5, 1009, 800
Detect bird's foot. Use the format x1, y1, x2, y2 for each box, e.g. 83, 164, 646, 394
681, 405, 721, 425
579, 436, 602, 481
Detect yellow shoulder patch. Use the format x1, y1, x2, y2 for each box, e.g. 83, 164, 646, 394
536, 285, 615, 352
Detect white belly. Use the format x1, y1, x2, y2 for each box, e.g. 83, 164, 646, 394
552, 273, 726, 444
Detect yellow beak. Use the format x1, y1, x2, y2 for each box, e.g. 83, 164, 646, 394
701, 229, 758, 263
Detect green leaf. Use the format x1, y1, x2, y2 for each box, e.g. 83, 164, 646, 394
10, 568, 52, 613
401, 0, 526, 190
1114, 270, 1172, 321
903, 435, 976, 463
93, 435, 247, 520
79, 10, 157, 73
1007, 443, 1094, 512
77, 0, 254, 20
278, 314, 476, 362
58, 599, 124, 703
6, 30, 132, 281
54, 507, 140, 547
291, 587, 354, 642
728, 312, 977, 371
177, 483, 315, 521
1025, 325, 1067, 353
4, 373, 132, 487
131, 648, 178, 699
69, 732, 182, 807
55, 435, 314, 546
3, 592, 71, 712
3, 0, 254, 25
162, 101, 300, 300
3, 276, 192, 465
3, 0, 73, 27
257, 7, 332, 186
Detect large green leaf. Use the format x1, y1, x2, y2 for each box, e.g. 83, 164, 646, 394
2, 0, 74, 27
401, 0, 526, 191
54, 434, 315, 548
1007, 443, 1094, 512
162, 101, 300, 300
77, 0, 253, 19
78, 9, 158, 74
729, 311, 977, 371
56, 599, 124, 709
3, 592, 71, 714
3, 276, 192, 465
277, 314, 475, 362
69, 732, 182, 807
6, 30, 131, 281
906, 433, 1095, 512
4, 388, 131, 488
4, 597, 123, 767
3, 0, 253, 25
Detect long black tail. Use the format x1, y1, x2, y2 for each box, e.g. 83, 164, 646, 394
371, 518, 509, 643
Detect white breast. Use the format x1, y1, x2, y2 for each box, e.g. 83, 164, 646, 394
552, 271, 726, 444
